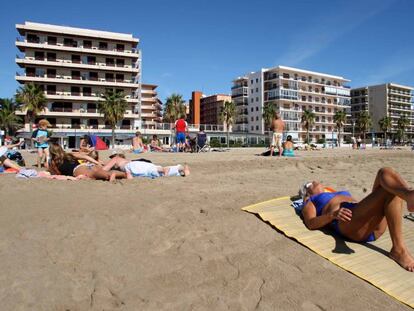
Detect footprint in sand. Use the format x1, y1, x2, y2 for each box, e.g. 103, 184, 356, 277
301, 300, 325, 311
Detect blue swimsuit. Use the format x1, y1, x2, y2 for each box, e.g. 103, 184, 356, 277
309, 191, 375, 242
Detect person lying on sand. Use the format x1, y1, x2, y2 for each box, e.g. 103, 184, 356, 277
301, 167, 414, 271
103, 155, 190, 180
0, 144, 24, 171
48, 143, 124, 181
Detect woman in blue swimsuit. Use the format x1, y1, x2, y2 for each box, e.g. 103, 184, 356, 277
301, 167, 414, 272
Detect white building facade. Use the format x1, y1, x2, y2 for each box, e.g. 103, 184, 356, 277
232, 66, 352, 142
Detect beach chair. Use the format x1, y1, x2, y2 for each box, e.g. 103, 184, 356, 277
196, 131, 210, 153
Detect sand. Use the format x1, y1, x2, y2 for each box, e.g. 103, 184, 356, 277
1, 147, 413, 310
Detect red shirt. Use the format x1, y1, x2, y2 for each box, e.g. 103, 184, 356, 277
175, 119, 187, 132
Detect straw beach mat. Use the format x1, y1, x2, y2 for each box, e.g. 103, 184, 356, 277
242, 196, 414, 308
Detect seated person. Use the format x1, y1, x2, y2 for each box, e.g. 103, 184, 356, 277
197, 130, 207, 150
79, 135, 94, 153
149, 134, 163, 152
185, 134, 197, 153
282, 135, 295, 157
103, 155, 190, 179
301, 167, 414, 271
131, 131, 145, 154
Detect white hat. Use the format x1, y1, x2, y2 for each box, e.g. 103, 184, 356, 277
299, 181, 312, 199
0, 146, 8, 158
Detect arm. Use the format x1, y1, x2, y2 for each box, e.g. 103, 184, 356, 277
71, 152, 100, 165
302, 200, 334, 230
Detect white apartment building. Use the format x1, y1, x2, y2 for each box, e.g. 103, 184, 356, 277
351, 83, 414, 138
141, 84, 163, 129
232, 66, 351, 142
15, 21, 142, 147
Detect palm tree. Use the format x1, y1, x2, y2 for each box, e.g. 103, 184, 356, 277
15, 83, 47, 140
262, 102, 277, 143
0, 98, 22, 137
163, 93, 186, 123
356, 111, 372, 142
397, 115, 410, 144
301, 109, 316, 143
333, 110, 347, 147
98, 90, 128, 148
220, 100, 236, 148
378, 116, 392, 145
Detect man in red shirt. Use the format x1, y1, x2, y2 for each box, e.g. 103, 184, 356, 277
174, 115, 188, 152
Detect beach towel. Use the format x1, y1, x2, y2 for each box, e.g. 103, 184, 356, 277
242, 196, 414, 308
16, 169, 38, 179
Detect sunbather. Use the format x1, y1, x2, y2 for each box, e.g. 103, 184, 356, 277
48, 143, 124, 181
301, 167, 414, 271
0, 145, 22, 171
103, 155, 190, 179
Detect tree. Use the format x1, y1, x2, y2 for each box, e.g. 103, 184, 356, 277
0, 98, 22, 137
220, 100, 236, 148
98, 90, 128, 148
163, 93, 186, 123
333, 110, 347, 147
262, 102, 277, 143
15, 83, 47, 145
356, 111, 372, 142
378, 116, 392, 145
397, 115, 410, 144
301, 109, 316, 143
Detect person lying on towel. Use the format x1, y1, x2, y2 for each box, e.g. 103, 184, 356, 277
300, 167, 414, 272
103, 154, 190, 179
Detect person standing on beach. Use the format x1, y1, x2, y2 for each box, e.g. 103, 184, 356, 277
270, 112, 285, 156
31, 119, 51, 169
174, 115, 188, 152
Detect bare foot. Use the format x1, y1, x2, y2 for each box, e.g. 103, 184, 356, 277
406, 189, 414, 212
389, 247, 414, 272
182, 165, 190, 176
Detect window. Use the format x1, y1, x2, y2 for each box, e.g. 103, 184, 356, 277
88, 119, 99, 129
105, 73, 114, 81
89, 72, 98, 81
251, 98, 253, 103
46, 85, 56, 95
99, 42, 108, 50
256, 88, 258, 92
34, 51, 44, 60
71, 71, 81, 80
71, 118, 80, 128
116, 44, 125, 52
71, 55, 81, 64
46, 69, 56, 78
83, 40, 92, 49
87, 103, 97, 113
35, 68, 45, 77
256, 97, 259, 102
27, 34, 39, 43
83, 87, 92, 96
250, 80, 253, 84
251, 126, 254, 131
115, 74, 124, 82
256, 116, 259, 121
87, 56, 96, 65
106, 58, 115, 66
64, 38, 77, 47
256, 78, 258, 83
256, 125, 259, 130
26, 67, 35, 77
251, 107, 254, 112
47, 36, 57, 45
47, 52, 56, 61
251, 89, 253, 94
251, 117, 254, 121
71, 86, 80, 96
256, 107, 259, 111
116, 59, 125, 67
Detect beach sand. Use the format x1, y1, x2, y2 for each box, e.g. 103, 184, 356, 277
1, 148, 413, 310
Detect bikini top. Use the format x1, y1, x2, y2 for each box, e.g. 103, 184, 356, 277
309, 191, 351, 216
58, 159, 79, 176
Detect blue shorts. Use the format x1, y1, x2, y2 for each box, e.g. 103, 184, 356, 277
132, 148, 143, 154
176, 132, 186, 144
332, 202, 376, 242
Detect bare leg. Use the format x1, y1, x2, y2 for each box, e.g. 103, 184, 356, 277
44, 148, 50, 169
103, 156, 126, 171
37, 148, 42, 168
3, 158, 21, 171
270, 146, 274, 156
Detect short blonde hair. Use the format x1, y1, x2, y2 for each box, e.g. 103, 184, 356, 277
38, 119, 51, 128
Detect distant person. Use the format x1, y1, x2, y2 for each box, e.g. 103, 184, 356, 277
149, 135, 163, 152
282, 135, 295, 157
351, 136, 357, 149
174, 115, 188, 152
79, 135, 94, 153
270, 112, 285, 156
132, 131, 145, 154
357, 136, 362, 149
31, 119, 52, 169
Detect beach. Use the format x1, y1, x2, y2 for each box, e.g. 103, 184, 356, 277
1, 148, 413, 310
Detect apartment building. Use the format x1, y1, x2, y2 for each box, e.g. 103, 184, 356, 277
200, 94, 231, 126
351, 83, 414, 137
231, 77, 248, 132
15, 22, 141, 147
232, 66, 351, 142
141, 84, 163, 129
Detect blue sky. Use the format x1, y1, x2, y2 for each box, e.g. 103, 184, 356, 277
1, 0, 413, 102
